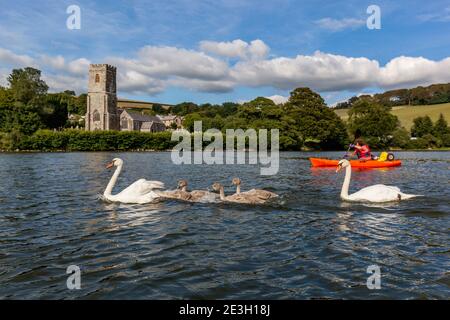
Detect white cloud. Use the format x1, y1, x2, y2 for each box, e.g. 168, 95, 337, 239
231, 51, 380, 91
0, 48, 34, 67
42, 74, 86, 94
200, 39, 249, 58
1, 40, 450, 97
199, 39, 269, 60
379, 56, 450, 88
315, 18, 365, 31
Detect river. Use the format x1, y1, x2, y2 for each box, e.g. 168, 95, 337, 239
0, 151, 448, 299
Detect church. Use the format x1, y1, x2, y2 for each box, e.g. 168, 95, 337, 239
85, 64, 167, 132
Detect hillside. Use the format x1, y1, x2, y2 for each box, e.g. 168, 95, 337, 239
334, 103, 450, 130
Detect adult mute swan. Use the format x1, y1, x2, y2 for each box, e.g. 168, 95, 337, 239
336, 159, 420, 203
232, 177, 278, 200
104, 158, 165, 204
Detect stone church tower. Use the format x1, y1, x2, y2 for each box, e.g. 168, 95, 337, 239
85, 64, 119, 131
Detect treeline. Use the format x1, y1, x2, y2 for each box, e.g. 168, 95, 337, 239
179, 90, 349, 150
335, 83, 450, 109
344, 98, 450, 149
407, 114, 450, 148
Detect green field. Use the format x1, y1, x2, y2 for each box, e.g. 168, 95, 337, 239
334, 103, 450, 130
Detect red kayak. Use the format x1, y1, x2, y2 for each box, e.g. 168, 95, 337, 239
309, 157, 402, 168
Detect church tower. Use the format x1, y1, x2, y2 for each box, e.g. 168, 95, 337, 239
85, 64, 119, 131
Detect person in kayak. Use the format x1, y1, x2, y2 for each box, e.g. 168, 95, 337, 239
350, 139, 372, 160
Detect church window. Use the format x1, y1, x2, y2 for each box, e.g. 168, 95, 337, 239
121, 118, 128, 129
93, 110, 100, 122
95, 74, 100, 83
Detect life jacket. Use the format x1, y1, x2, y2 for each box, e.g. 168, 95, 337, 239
356, 145, 371, 159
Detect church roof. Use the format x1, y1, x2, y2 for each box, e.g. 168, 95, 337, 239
121, 110, 163, 123
141, 122, 157, 130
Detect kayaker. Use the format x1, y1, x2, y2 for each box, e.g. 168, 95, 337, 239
350, 139, 372, 161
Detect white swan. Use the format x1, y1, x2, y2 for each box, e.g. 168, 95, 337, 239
103, 158, 165, 204
336, 159, 421, 203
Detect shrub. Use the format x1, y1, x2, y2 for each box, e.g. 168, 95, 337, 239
15, 130, 178, 151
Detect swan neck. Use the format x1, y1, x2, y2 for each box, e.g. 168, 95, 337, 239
341, 165, 351, 199
219, 186, 226, 200
236, 185, 241, 194
104, 164, 122, 196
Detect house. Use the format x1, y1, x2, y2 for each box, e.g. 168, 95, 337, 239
119, 110, 166, 132
157, 114, 184, 129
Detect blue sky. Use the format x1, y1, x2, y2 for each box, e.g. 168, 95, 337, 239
1, 0, 450, 105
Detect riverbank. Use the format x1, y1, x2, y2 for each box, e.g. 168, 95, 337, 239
2, 148, 450, 153
2, 129, 450, 153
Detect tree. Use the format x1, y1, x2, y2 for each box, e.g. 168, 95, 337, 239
347, 99, 399, 148
391, 128, 411, 149
43, 93, 70, 129
0, 87, 16, 132
411, 116, 434, 138
0, 67, 50, 134
8, 67, 48, 104
73, 93, 87, 115
183, 113, 203, 132
152, 104, 168, 115
285, 88, 348, 149
433, 113, 449, 138
172, 102, 199, 115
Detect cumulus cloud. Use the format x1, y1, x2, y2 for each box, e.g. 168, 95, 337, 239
315, 18, 366, 31
1, 39, 450, 97
231, 51, 380, 91
199, 39, 269, 60
379, 56, 450, 88
0, 48, 34, 67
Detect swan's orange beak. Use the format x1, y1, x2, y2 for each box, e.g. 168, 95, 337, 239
336, 165, 342, 173
106, 162, 114, 169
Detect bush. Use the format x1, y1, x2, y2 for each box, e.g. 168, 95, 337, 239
391, 128, 411, 149
15, 130, 178, 151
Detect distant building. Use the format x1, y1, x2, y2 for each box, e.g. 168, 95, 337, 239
85, 64, 171, 132
157, 114, 184, 129
119, 110, 166, 132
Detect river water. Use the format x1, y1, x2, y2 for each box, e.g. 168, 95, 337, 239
0, 151, 448, 299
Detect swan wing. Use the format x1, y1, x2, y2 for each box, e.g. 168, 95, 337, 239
244, 189, 278, 200
226, 193, 265, 204
157, 189, 192, 201
119, 179, 165, 197
190, 191, 219, 203
349, 184, 403, 202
